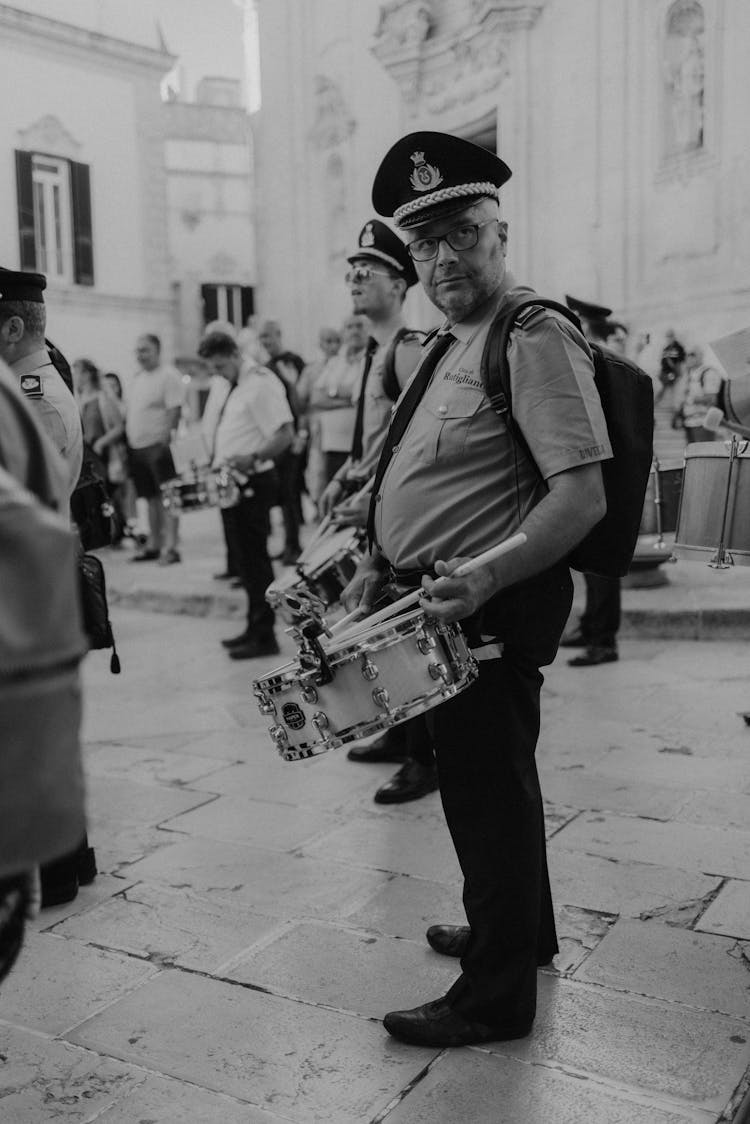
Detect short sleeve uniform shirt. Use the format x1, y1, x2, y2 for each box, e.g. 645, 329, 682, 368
374, 276, 613, 571
212, 364, 293, 467
353, 329, 423, 481
12, 348, 83, 501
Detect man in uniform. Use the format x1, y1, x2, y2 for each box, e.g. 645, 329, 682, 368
343, 132, 610, 1047
0, 269, 82, 500
198, 330, 294, 660
321, 220, 438, 804
559, 296, 622, 667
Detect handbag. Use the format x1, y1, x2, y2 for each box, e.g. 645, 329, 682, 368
78, 551, 121, 673
71, 446, 116, 550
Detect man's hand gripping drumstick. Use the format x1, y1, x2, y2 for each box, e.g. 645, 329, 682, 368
338, 533, 527, 636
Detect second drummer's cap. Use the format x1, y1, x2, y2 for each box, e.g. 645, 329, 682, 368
565, 294, 613, 321
347, 218, 418, 287
372, 131, 512, 230
0, 267, 46, 303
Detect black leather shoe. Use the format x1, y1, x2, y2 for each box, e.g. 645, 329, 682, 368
559, 629, 587, 648
130, 548, 159, 562
383, 999, 532, 1047
426, 924, 555, 966
221, 630, 253, 650
568, 646, 618, 667
347, 731, 408, 764
76, 844, 98, 887
228, 635, 280, 660
373, 760, 438, 804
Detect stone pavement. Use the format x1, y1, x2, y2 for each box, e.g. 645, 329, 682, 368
1, 585, 750, 1119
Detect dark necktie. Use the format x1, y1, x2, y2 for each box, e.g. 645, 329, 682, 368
350, 337, 379, 462
210, 380, 238, 459
366, 330, 455, 546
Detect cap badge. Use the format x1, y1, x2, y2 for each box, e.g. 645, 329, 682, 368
409, 151, 443, 193
360, 223, 375, 247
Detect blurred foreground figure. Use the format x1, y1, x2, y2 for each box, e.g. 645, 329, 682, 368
0, 359, 87, 981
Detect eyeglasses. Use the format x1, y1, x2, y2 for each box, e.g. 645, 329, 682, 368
344, 266, 392, 285
407, 218, 499, 262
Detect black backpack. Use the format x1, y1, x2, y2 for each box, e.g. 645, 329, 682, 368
480, 298, 654, 578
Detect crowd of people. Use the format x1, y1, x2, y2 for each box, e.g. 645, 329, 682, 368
1, 122, 739, 1063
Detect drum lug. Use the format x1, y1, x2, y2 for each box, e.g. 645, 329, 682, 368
429, 661, 450, 684
312, 711, 330, 735
259, 698, 277, 716
361, 656, 379, 681
372, 686, 391, 711
269, 724, 289, 752
301, 685, 319, 704
416, 631, 436, 654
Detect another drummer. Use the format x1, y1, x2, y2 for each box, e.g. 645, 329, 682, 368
343, 131, 612, 1048
197, 331, 294, 660
320, 219, 438, 804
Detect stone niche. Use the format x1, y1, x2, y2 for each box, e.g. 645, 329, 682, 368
371, 0, 545, 128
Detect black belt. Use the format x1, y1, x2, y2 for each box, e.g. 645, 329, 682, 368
387, 564, 434, 590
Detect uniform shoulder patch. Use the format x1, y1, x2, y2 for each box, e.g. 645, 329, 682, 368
19, 373, 44, 399
515, 304, 548, 328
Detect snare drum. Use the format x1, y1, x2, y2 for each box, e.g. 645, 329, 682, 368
254, 607, 478, 761
265, 526, 365, 623
673, 439, 750, 565
161, 468, 218, 513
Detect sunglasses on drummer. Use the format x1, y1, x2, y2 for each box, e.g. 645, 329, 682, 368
344, 265, 394, 284
407, 218, 500, 262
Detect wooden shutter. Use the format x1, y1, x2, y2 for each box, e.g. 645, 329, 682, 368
240, 286, 254, 325
201, 284, 219, 325
70, 161, 94, 285
15, 151, 36, 270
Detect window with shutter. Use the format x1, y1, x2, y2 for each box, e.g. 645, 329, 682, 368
13, 151, 94, 286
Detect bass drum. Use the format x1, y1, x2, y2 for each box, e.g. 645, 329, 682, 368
673, 440, 750, 565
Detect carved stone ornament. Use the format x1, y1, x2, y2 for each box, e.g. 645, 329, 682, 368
373, 0, 436, 53
17, 115, 81, 160
371, 1, 542, 118
309, 76, 356, 149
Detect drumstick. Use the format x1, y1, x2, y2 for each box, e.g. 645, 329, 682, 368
326, 533, 527, 646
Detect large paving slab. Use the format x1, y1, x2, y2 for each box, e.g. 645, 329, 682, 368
120, 835, 392, 919
85, 773, 216, 829
383, 1049, 717, 1124
51, 881, 286, 974
553, 810, 750, 879
574, 917, 750, 1018
84, 740, 240, 785
0, 931, 156, 1036
538, 764, 692, 820
161, 791, 345, 850
224, 919, 458, 1017
697, 879, 750, 940
66, 969, 436, 1121
93, 1072, 283, 1123
0, 1025, 145, 1123
301, 809, 463, 883
547, 847, 721, 918
494, 974, 750, 1114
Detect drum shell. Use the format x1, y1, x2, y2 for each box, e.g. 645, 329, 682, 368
161, 470, 218, 512
254, 609, 478, 761
673, 441, 750, 564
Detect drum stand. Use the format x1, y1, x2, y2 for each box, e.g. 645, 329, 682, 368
651, 455, 672, 559
709, 435, 746, 569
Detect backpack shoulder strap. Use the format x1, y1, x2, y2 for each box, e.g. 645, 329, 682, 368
382, 327, 426, 402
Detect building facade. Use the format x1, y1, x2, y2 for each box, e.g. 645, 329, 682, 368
252, 0, 750, 360
0, 2, 176, 380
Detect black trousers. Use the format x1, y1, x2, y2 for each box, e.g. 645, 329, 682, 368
424, 564, 573, 1025
275, 451, 302, 553
580, 573, 621, 648
221, 475, 276, 633
219, 506, 241, 577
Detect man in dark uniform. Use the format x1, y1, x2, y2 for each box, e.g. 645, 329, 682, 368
559, 295, 621, 667
321, 219, 438, 804
343, 132, 610, 1047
